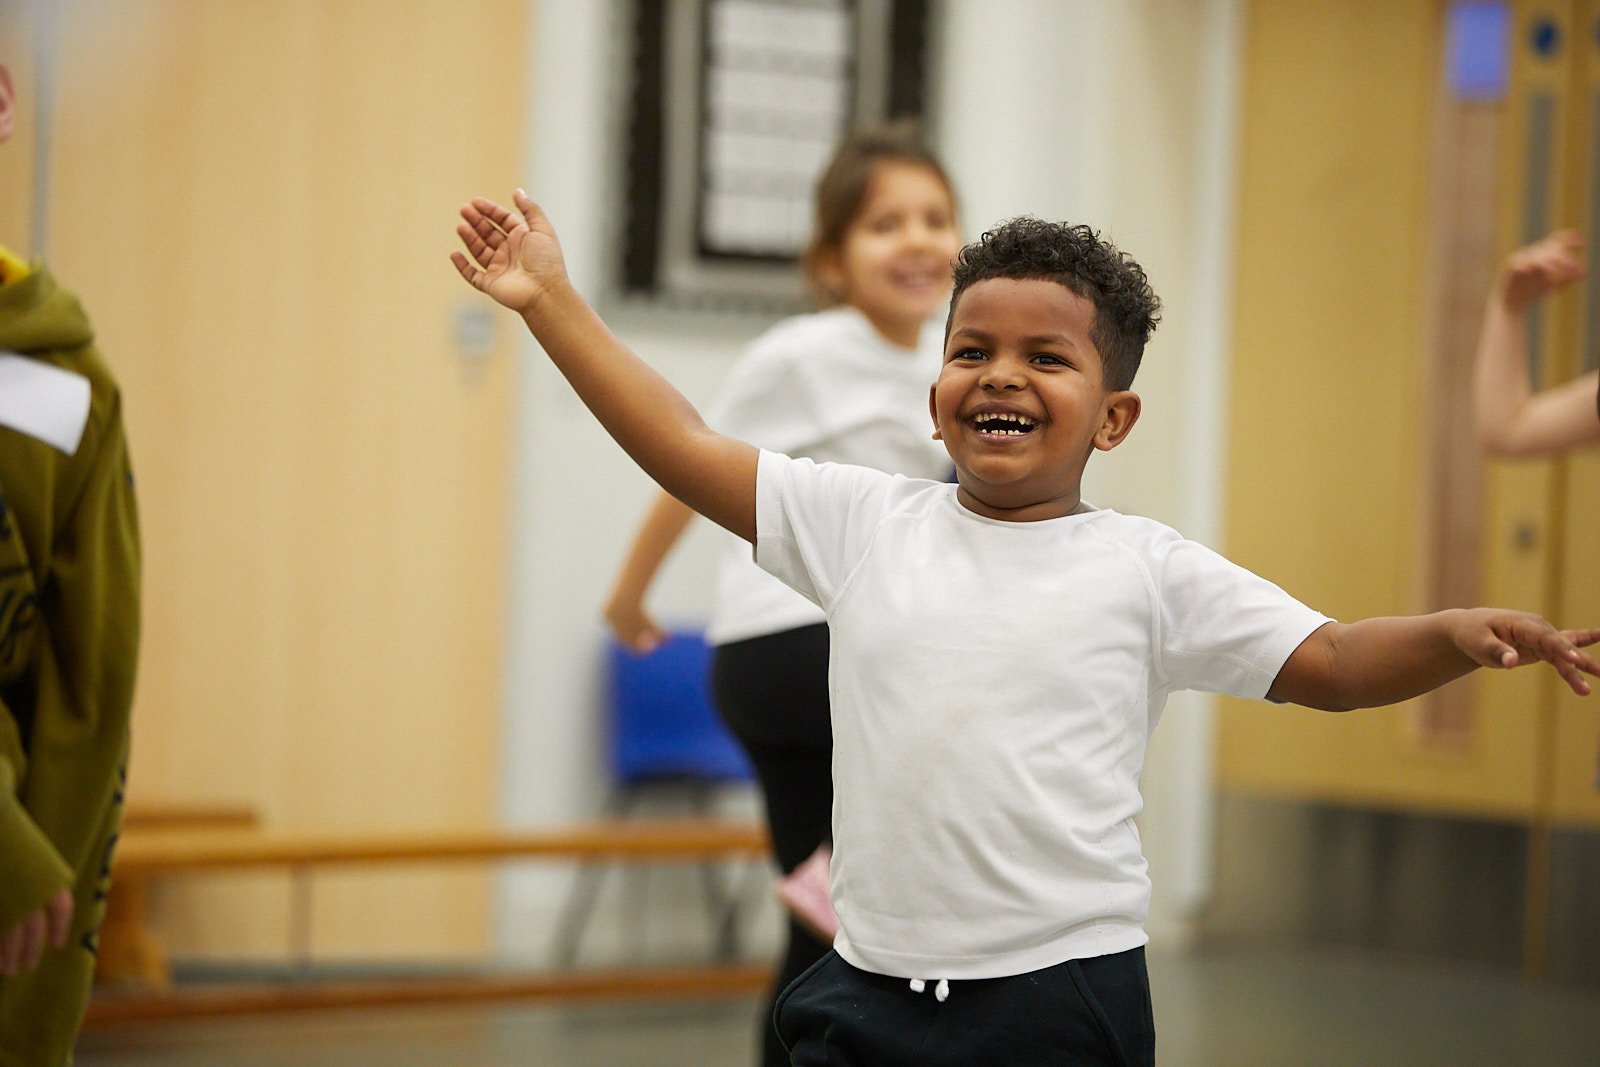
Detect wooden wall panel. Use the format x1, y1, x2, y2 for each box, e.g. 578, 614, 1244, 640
1211, 1, 1535, 814
1219, 0, 1600, 825
39, 0, 523, 959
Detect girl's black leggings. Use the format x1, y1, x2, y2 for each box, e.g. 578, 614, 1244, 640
711, 622, 833, 1067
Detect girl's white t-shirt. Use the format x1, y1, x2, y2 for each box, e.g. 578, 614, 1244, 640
754, 451, 1332, 981
704, 306, 952, 646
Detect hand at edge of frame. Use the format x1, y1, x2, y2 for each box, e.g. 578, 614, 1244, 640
0, 887, 73, 977
1451, 608, 1600, 695
1502, 230, 1585, 313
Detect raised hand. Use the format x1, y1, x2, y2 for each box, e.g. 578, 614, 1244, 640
1502, 230, 1584, 312
1449, 608, 1600, 695
450, 190, 569, 314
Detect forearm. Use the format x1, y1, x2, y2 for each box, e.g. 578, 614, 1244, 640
520, 281, 756, 540
1273, 612, 1478, 711
607, 492, 696, 610
1472, 291, 1537, 454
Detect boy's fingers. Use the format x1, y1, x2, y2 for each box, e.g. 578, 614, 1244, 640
1563, 628, 1600, 649
472, 197, 521, 234
468, 211, 506, 248
455, 223, 491, 269
513, 188, 545, 227
1554, 656, 1593, 696
1525, 626, 1599, 694
449, 251, 480, 287
458, 203, 498, 240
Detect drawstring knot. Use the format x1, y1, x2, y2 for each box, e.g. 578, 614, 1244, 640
908, 977, 949, 1002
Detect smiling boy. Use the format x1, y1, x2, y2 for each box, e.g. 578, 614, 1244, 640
453, 197, 1597, 1066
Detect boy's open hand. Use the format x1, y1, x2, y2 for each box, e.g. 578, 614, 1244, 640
1501, 230, 1584, 312
1450, 608, 1600, 695
451, 190, 567, 314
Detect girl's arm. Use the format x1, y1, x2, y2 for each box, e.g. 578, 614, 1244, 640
453, 192, 757, 541
604, 492, 697, 652
1473, 231, 1600, 456
1268, 610, 1600, 711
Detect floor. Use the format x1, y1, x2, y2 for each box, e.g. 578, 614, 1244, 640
76, 944, 1600, 1066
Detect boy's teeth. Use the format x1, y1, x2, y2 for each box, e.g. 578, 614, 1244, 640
973, 412, 1036, 435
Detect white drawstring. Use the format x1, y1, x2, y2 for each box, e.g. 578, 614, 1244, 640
907, 977, 949, 1002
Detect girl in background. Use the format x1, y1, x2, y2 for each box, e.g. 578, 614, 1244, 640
602, 120, 961, 1067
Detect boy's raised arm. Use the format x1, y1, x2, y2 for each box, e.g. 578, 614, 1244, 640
1268, 609, 1600, 712
452, 192, 757, 542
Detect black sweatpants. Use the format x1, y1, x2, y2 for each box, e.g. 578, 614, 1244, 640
774, 947, 1156, 1066
711, 623, 835, 1067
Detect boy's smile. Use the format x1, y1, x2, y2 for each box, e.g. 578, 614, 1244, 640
931, 278, 1140, 522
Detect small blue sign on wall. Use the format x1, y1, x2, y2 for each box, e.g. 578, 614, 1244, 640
1447, 1, 1511, 101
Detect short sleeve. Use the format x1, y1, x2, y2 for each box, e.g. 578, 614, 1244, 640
1153, 534, 1332, 699
754, 450, 903, 611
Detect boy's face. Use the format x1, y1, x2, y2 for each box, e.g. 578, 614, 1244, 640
930, 277, 1140, 521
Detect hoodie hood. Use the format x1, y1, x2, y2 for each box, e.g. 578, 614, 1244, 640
0, 266, 94, 356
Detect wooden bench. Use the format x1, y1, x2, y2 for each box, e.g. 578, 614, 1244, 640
96, 803, 263, 988
90, 819, 771, 1022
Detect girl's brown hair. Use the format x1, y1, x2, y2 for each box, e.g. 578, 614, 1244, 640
800, 118, 955, 307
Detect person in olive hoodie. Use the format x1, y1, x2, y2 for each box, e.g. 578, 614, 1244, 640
0, 62, 140, 1066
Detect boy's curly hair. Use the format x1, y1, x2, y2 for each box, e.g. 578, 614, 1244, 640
947, 217, 1161, 391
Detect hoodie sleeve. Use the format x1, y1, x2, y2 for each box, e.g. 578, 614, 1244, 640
19, 379, 141, 856
0, 364, 139, 930
0, 738, 74, 929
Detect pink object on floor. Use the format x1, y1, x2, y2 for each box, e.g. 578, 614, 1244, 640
777, 844, 839, 942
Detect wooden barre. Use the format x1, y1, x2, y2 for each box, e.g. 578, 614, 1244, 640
112, 819, 771, 876
85, 962, 774, 1025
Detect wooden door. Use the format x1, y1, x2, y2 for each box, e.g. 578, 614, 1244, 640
36, 0, 522, 960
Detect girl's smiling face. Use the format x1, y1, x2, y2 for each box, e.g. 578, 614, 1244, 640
819, 160, 961, 349
930, 277, 1141, 522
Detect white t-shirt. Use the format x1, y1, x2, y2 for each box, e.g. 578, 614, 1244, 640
755, 451, 1332, 981
704, 306, 952, 646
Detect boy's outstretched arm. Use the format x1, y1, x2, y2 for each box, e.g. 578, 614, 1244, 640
1268, 610, 1600, 712
1472, 230, 1600, 456
452, 192, 757, 542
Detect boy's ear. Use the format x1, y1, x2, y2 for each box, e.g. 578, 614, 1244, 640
1092, 391, 1141, 452
928, 383, 942, 440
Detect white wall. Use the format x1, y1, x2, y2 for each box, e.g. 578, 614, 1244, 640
498, 0, 1242, 960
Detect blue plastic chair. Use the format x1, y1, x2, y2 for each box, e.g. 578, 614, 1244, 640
607, 631, 754, 786
553, 631, 758, 966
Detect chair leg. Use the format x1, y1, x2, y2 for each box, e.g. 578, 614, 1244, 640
686, 780, 746, 960
717, 856, 770, 958
549, 788, 636, 968
550, 860, 611, 969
